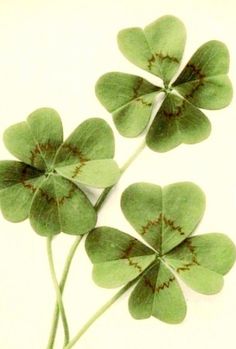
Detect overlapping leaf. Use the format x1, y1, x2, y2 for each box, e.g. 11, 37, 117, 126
146, 94, 211, 152
3, 108, 63, 170
54, 118, 115, 166
0, 161, 44, 222
121, 182, 205, 254
96, 72, 160, 137
30, 175, 96, 236
0, 111, 120, 236
173, 41, 233, 109
54, 118, 120, 187
96, 16, 233, 152
56, 159, 120, 188
118, 15, 186, 83
165, 233, 236, 294
86, 182, 236, 324
129, 261, 186, 323
85, 227, 156, 288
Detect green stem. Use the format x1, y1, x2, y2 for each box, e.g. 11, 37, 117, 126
46, 236, 82, 349
95, 139, 146, 211
120, 139, 146, 174
47, 237, 70, 347
46, 138, 146, 348
64, 278, 137, 349
94, 186, 113, 212
64, 259, 157, 349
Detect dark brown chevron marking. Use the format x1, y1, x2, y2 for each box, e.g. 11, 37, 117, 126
30, 142, 57, 166
141, 213, 185, 236
148, 52, 179, 71
163, 100, 186, 119
184, 63, 206, 98
127, 257, 143, 273
176, 239, 200, 273
143, 274, 175, 294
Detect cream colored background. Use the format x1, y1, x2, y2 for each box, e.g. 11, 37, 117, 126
0, 0, 236, 348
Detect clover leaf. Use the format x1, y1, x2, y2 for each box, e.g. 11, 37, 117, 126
0, 108, 120, 236
86, 182, 236, 324
95, 15, 233, 152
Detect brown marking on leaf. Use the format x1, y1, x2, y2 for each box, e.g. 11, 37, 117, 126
30, 145, 40, 165
71, 163, 86, 178
187, 63, 205, 80
21, 181, 37, 193
185, 238, 196, 254
141, 213, 162, 236
122, 240, 137, 258
58, 186, 76, 205
184, 63, 206, 99
148, 52, 179, 71
155, 52, 179, 64
141, 213, 185, 237
148, 54, 156, 71
155, 276, 175, 293
30, 142, 57, 166
143, 274, 175, 294
62, 143, 88, 163
176, 239, 200, 273
20, 165, 41, 193
143, 275, 156, 293
136, 97, 152, 107
133, 77, 144, 99
127, 257, 143, 273
39, 183, 76, 205
163, 216, 185, 236
176, 261, 199, 272
163, 100, 186, 119
185, 81, 205, 99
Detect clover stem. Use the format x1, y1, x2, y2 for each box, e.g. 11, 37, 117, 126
46, 236, 82, 349
63, 278, 137, 349
95, 139, 146, 212
64, 258, 158, 349
120, 138, 146, 174
46, 237, 70, 347
46, 138, 146, 348
94, 186, 113, 212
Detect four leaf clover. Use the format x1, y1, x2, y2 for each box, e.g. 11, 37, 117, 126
95, 15, 233, 152
0, 15, 235, 345
0, 108, 120, 236
86, 182, 236, 323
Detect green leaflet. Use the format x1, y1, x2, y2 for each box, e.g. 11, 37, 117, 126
95, 72, 160, 137
3, 108, 63, 170
54, 118, 120, 187
1, 113, 119, 236
95, 73, 159, 113
85, 227, 156, 288
118, 15, 186, 83
129, 261, 186, 323
113, 92, 158, 137
86, 182, 236, 323
96, 17, 232, 149
173, 41, 233, 109
121, 182, 205, 254
166, 233, 236, 275
172, 263, 223, 295
0, 161, 44, 222
146, 93, 211, 152
29, 175, 96, 236
165, 233, 236, 294
56, 159, 120, 188
55, 118, 115, 167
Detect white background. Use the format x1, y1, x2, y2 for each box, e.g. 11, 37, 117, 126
0, 0, 236, 348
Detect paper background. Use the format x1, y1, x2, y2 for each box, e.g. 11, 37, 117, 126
0, 0, 235, 348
